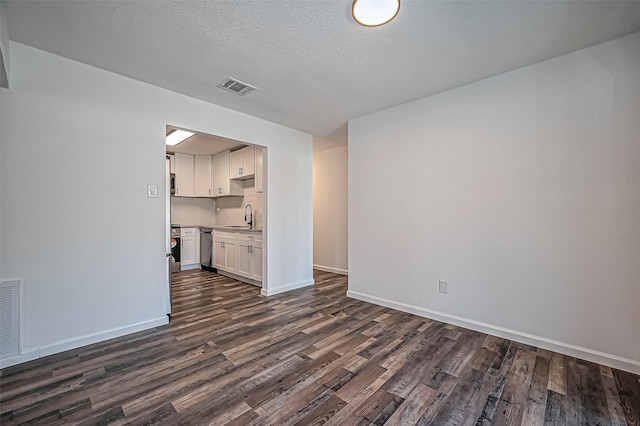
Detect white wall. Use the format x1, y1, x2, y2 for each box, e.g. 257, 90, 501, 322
348, 32, 640, 374
313, 145, 348, 274
0, 1, 8, 87
0, 43, 313, 367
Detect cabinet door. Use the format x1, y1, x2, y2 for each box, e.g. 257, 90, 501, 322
194, 155, 213, 197
252, 246, 263, 281
230, 150, 244, 179
181, 236, 197, 265
242, 146, 255, 176
212, 152, 229, 196
213, 151, 243, 196
225, 241, 237, 273
174, 153, 194, 197
213, 240, 226, 269
237, 242, 251, 277
255, 147, 263, 193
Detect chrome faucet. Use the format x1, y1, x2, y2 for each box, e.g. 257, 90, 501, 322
244, 204, 253, 228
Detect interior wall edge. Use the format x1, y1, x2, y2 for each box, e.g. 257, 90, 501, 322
0, 316, 168, 369
313, 264, 348, 275
260, 279, 315, 296
347, 290, 640, 375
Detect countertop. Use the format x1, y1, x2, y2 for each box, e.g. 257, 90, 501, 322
179, 224, 262, 233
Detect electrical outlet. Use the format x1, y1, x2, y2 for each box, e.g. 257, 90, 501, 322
439, 280, 448, 294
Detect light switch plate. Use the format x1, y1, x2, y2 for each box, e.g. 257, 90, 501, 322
439, 280, 448, 294
147, 184, 158, 198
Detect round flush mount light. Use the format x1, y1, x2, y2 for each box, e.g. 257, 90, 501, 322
352, 0, 400, 27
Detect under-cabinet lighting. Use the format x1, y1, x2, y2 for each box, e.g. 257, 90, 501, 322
166, 130, 195, 146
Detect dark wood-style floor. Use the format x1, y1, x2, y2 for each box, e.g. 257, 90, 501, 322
1, 270, 639, 425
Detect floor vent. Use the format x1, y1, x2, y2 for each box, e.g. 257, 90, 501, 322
217, 77, 257, 96
0, 280, 20, 359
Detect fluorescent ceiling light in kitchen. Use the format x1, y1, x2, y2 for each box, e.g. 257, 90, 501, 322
352, 0, 400, 27
166, 130, 195, 146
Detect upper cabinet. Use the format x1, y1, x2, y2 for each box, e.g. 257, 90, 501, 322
230, 146, 255, 180
172, 146, 259, 198
174, 153, 194, 197
255, 147, 264, 193
213, 151, 243, 197
194, 155, 213, 197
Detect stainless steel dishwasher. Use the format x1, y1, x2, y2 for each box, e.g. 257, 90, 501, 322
199, 227, 215, 272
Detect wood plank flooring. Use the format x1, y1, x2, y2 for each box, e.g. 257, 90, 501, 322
1, 269, 639, 425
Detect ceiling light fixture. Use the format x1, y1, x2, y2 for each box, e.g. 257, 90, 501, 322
352, 0, 400, 27
166, 129, 195, 146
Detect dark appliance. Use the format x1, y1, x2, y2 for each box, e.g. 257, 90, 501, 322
170, 225, 181, 272
169, 173, 176, 195
200, 227, 215, 272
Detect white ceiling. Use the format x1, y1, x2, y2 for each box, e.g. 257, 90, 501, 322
165, 126, 246, 156
7, 1, 640, 151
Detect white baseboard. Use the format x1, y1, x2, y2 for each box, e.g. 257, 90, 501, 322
0, 316, 168, 369
180, 263, 200, 271
217, 270, 262, 288
347, 290, 640, 375
262, 279, 315, 296
313, 264, 348, 275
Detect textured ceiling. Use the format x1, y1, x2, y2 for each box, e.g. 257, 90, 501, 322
7, 1, 640, 150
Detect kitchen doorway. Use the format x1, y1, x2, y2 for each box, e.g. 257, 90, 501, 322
165, 125, 267, 315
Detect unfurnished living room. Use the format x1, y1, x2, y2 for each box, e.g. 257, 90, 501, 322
1, 1, 640, 425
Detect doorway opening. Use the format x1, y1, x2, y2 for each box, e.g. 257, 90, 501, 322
164, 125, 267, 315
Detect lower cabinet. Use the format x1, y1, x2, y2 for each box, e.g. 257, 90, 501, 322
237, 233, 262, 281
213, 231, 237, 273
213, 229, 262, 285
181, 227, 199, 270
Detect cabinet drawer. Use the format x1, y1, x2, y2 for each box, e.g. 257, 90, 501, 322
181, 227, 197, 237
237, 232, 262, 243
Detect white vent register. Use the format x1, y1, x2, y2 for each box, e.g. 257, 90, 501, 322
217, 77, 257, 96
0, 280, 20, 360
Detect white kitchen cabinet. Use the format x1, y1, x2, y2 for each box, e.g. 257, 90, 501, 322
226, 240, 237, 273
255, 147, 264, 193
212, 151, 243, 197
213, 230, 237, 273
167, 154, 175, 173
194, 155, 213, 197
181, 227, 199, 269
237, 232, 262, 281
237, 241, 251, 277
214, 229, 262, 285
213, 240, 226, 270
230, 146, 255, 180
252, 246, 263, 280
174, 153, 194, 197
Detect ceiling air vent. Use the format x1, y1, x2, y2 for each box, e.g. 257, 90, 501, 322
217, 77, 257, 96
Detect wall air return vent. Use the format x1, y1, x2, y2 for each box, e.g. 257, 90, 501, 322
217, 77, 257, 96
0, 280, 20, 360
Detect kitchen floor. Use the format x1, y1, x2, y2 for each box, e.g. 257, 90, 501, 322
1, 269, 639, 424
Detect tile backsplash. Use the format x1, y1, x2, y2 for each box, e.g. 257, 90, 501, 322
215, 179, 263, 227
170, 197, 216, 226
